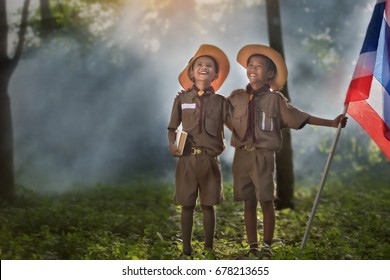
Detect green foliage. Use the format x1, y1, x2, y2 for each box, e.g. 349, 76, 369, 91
302, 28, 339, 69
0, 180, 179, 260
295, 124, 390, 188
1, 176, 389, 260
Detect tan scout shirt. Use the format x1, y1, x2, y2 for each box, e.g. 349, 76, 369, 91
168, 88, 226, 156
227, 88, 309, 151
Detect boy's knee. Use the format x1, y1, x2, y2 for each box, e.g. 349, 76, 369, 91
201, 205, 214, 212
260, 200, 275, 212
260, 200, 274, 208
182, 205, 195, 212
244, 197, 258, 210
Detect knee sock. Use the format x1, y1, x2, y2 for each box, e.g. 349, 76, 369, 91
260, 200, 275, 246
181, 206, 195, 254
201, 205, 215, 249
244, 198, 258, 249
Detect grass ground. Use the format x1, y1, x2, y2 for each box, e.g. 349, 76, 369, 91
1, 177, 389, 260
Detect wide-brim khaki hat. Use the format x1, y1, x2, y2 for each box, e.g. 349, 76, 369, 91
179, 44, 230, 91
237, 44, 288, 90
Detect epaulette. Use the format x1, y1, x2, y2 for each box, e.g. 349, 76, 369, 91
175, 88, 192, 98
273, 90, 290, 102
229, 88, 245, 98
213, 92, 227, 99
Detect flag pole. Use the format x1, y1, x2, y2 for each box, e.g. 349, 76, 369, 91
300, 104, 349, 249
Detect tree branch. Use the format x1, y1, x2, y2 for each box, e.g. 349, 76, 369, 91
0, 0, 8, 60
10, 0, 30, 73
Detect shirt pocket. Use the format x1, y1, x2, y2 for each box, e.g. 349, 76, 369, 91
205, 113, 221, 137
256, 109, 276, 132
181, 103, 198, 132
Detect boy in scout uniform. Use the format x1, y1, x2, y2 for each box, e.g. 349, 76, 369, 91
226, 44, 347, 259
167, 44, 230, 257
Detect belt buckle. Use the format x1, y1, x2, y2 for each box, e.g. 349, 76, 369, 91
243, 145, 255, 152
191, 148, 202, 155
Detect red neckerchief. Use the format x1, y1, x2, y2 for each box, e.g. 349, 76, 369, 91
242, 84, 271, 143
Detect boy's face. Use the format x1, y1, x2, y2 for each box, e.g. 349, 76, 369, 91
246, 56, 274, 87
189, 56, 218, 85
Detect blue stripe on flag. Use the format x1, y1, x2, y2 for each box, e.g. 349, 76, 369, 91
373, 18, 390, 94
384, 90, 390, 127
361, 1, 386, 53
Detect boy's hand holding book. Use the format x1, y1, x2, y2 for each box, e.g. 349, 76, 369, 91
175, 130, 187, 156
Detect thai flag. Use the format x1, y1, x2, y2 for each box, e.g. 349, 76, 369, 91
344, 0, 390, 160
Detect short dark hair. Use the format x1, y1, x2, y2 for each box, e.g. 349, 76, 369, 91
247, 54, 277, 77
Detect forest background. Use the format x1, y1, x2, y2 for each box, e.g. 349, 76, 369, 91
1, 0, 389, 260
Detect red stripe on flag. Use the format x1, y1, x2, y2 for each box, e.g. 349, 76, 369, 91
347, 100, 390, 160
344, 75, 373, 104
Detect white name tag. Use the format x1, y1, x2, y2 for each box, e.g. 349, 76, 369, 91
181, 103, 196, 110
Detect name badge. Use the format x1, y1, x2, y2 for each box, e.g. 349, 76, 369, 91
181, 103, 196, 110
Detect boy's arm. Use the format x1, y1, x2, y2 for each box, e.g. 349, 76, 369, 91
167, 97, 181, 156
307, 114, 347, 128
224, 96, 233, 131
168, 129, 178, 156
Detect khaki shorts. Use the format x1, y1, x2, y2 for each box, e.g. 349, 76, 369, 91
174, 154, 224, 206
232, 148, 275, 202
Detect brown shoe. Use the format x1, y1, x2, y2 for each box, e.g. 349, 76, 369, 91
178, 250, 193, 260
247, 248, 262, 259
260, 243, 273, 260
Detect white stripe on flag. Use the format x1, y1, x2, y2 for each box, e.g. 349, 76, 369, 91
351, 51, 376, 79
367, 77, 390, 127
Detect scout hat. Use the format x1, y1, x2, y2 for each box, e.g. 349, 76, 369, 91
179, 44, 230, 91
237, 44, 288, 90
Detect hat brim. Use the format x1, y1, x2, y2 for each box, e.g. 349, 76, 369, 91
237, 44, 287, 90
179, 44, 230, 91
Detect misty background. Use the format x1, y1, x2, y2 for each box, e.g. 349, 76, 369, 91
5, 0, 386, 193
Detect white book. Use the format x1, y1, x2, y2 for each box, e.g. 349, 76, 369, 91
175, 130, 188, 155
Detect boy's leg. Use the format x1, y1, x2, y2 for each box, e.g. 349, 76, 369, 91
259, 200, 275, 245
181, 205, 195, 255
244, 196, 258, 251
201, 205, 215, 249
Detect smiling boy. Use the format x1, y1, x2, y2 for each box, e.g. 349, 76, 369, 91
226, 44, 347, 259
167, 44, 230, 257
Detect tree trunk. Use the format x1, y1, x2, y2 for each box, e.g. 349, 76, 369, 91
0, 88, 15, 202
0, 0, 30, 202
265, 0, 295, 209
40, 0, 55, 39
